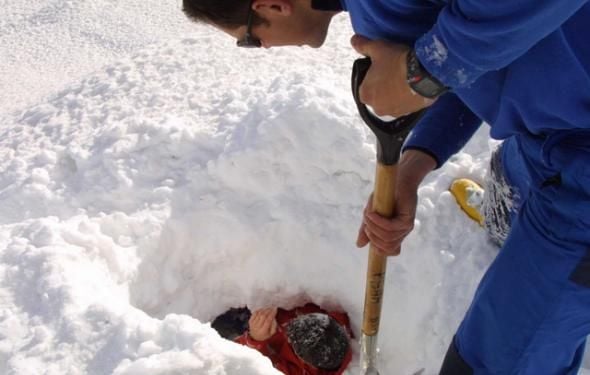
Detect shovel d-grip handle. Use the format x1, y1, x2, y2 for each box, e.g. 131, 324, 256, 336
351, 57, 425, 166
352, 58, 425, 373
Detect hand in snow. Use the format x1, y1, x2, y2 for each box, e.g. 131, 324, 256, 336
351, 35, 435, 117
356, 150, 437, 256
248, 308, 278, 341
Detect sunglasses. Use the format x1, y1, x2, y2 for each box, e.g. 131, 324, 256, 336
237, 1, 262, 48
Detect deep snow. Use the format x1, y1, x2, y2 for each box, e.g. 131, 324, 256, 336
1, 1, 588, 374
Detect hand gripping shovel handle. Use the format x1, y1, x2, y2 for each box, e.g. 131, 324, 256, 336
352, 57, 425, 374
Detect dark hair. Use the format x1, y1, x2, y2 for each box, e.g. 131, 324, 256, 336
286, 313, 350, 370
211, 307, 252, 340
182, 0, 264, 28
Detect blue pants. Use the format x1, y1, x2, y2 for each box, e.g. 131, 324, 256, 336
441, 133, 590, 374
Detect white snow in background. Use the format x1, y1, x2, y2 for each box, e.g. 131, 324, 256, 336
1, 1, 589, 375
0, 0, 196, 115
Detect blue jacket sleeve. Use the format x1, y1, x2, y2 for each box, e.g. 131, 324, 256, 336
414, 0, 589, 88
403, 93, 482, 168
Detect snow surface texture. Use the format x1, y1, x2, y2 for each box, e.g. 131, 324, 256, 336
0, 0, 196, 115
2, 1, 589, 374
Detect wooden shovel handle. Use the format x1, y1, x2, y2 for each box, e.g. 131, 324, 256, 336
362, 162, 398, 336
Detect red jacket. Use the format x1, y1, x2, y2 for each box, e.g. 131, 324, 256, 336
235, 303, 353, 375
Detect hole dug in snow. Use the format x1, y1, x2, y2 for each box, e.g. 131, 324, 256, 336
125, 194, 365, 374
129, 200, 362, 327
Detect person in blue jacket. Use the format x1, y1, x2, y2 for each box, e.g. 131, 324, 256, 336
181, 0, 590, 373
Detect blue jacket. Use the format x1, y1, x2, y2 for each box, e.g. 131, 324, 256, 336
340, 0, 590, 167
336, 2, 590, 372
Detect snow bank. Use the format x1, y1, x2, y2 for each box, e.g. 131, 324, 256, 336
0, 28, 503, 374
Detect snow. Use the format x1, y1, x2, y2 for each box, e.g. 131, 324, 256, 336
1, 1, 589, 375
422, 35, 448, 67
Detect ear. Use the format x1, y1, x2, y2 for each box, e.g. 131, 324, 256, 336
252, 0, 293, 18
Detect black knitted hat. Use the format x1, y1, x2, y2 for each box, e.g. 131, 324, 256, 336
286, 313, 349, 370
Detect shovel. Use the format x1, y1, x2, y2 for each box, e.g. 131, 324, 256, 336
351, 57, 425, 375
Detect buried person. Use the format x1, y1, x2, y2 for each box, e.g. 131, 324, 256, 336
212, 303, 353, 374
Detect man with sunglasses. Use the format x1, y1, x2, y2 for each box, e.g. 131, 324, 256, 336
182, 0, 590, 374
188, 0, 339, 49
